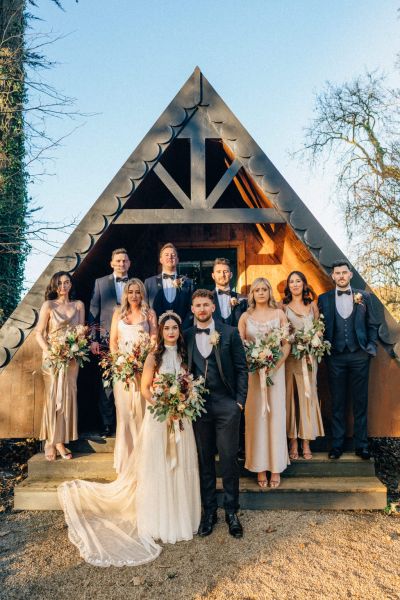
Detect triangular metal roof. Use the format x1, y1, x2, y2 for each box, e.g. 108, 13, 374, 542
0, 67, 398, 371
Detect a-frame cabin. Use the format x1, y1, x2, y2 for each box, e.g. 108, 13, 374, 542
0, 67, 399, 443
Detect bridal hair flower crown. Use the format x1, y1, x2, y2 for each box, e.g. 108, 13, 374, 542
158, 310, 182, 325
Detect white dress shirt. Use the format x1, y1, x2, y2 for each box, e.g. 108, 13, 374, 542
113, 274, 128, 304
195, 319, 215, 359
335, 287, 353, 319
162, 271, 177, 304
216, 288, 232, 320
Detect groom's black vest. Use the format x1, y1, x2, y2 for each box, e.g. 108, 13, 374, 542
192, 342, 230, 400
333, 307, 359, 353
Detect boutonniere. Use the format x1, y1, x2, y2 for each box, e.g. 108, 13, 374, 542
353, 292, 364, 305
230, 296, 239, 307
172, 276, 186, 289
209, 331, 221, 346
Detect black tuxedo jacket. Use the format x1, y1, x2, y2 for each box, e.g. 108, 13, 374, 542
318, 288, 378, 355
212, 289, 248, 327
144, 274, 193, 321
184, 322, 248, 407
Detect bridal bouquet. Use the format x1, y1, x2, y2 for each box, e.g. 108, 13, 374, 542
45, 324, 90, 371
99, 330, 152, 390
148, 369, 208, 430
243, 326, 288, 386
291, 315, 331, 368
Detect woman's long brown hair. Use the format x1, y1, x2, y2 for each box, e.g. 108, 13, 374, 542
153, 314, 187, 372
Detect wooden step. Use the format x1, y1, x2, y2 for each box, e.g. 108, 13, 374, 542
26, 451, 376, 482
14, 476, 386, 511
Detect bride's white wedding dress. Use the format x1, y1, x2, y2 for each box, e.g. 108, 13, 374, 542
58, 345, 201, 567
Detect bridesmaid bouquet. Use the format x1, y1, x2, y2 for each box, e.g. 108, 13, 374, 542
243, 326, 288, 386
291, 316, 331, 368
45, 324, 90, 371
148, 369, 208, 431
99, 330, 152, 390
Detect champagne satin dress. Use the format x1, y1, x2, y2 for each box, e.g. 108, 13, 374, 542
40, 302, 80, 445
284, 306, 324, 441
244, 314, 290, 474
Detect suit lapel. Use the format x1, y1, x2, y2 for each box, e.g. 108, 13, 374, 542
187, 328, 196, 371
108, 274, 117, 304
213, 290, 223, 321
213, 322, 234, 395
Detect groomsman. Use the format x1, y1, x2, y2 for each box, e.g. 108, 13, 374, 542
318, 260, 378, 460
144, 243, 193, 321
211, 258, 247, 326
184, 289, 248, 538
89, 248, 131, 437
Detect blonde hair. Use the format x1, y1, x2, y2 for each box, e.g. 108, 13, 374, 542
120, 278, 149, 319
247, 277, 277, 312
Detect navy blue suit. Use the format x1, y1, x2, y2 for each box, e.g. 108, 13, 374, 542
318, 288, 378, 450
144, 274, 193, 321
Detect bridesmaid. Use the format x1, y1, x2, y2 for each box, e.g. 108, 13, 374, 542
110, 278, 157, 473
282, 271, 324, 460
36, 272, 85, 461
238, 278, 290, 489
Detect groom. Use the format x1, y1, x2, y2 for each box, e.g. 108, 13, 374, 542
318, 260, 378, 460
184, 289, 248, 538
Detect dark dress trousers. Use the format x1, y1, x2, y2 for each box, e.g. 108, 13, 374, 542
184, 322, 248, 513
318, 288, 378, 450
144, 274, 193, 321
88, 274, 121, 427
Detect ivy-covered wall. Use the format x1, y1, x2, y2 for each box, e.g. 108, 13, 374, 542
0, 0, 29, 320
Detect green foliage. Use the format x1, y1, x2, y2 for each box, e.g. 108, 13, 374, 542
0, 1, 29, 319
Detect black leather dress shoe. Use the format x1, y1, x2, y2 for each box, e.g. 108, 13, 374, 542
100, 424, 113, 438
328, 447, 343, 459
225, 512, 243, 538
355, 448, 371, 460
198, 511, 218, 537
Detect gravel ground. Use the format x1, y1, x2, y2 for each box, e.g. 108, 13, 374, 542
1, 509, 400, 600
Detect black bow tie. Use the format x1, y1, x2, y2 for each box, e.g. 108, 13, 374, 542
337, 290, 351, 296
163, 273, 176, 280
218, 289, 231, 296
196, 327, 210, 335
115, 277, 128, 283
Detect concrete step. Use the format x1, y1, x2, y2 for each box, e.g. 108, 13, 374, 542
27, 451, 376, 482
14, 476, 386, 511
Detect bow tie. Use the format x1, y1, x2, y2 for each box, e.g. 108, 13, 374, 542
337, 290, 351, 296
218, 289, 231, 296
115, 277, 128, 283
163, 273, 176, 280
196, 327, 210, 335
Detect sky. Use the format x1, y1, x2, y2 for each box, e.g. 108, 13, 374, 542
25, 0, 400, 288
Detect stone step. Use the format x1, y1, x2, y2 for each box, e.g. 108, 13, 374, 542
69, 436, 116, 453
27, 451, 376, 481
14, 476, 387, 511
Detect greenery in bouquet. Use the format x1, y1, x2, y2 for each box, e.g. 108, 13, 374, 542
45, 324, 90, 371
99, 330, 152, 390
291, 315, 331, 368
243, 326, 287, 386
148, 369, 208, 430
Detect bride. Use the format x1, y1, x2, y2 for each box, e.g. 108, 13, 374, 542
58, 311, 201, 567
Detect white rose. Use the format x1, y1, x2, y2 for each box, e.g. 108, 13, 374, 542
251, 349, 259, 358
70, 344, 79, 353
116, 355, 126, 365
178, 403, 186, 412
170, 385, 178, 395
311, 335, 321, 348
